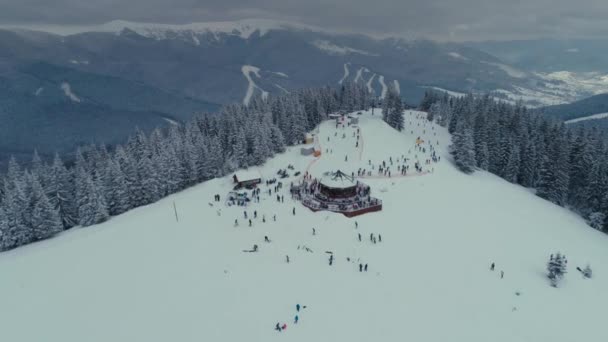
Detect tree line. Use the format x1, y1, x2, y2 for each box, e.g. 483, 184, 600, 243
0, 82, 374, 251
423, 91, 608, 232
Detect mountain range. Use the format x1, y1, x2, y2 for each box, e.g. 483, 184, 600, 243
2, 19, 608, 166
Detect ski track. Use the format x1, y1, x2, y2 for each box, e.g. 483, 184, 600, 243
565, 112, 608, 124
241, 65, 268, 105
378, 75, 387, 99
338, 63, 350, 84
354, 67, 366, 83
60, 82, 81, 102
393, 80, 400, 95
366, 74, 376, 94
274, 84, 290, 94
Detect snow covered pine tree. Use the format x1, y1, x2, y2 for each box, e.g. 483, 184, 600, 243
547, 253, 568, 287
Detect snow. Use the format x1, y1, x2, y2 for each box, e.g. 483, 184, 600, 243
378, 75, 387, 99
60, 82, 81, 102
565, 112, 608, 124
312, 40, 379, 56
34, 87, 43, 96
566, 48, 579, 53
393, 80, 400, 95
338, 63, 350, 85
354, 67, 365, 83
241, 65, 268, 105
420, 86, 466, 98
448, 52, 468, 60
191, 34, 200, 46
163, 117, 180, 126
366, 74, 376, 94
234, 170, 262, 182
271, 72, 289, 78
482, 61, 527, 78
69, 60, 90, 65
274, 84, 290, 94
1, 110, 608, 342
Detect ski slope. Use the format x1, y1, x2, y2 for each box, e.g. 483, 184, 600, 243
565, 112, 608, 124
1, 110, 607, 342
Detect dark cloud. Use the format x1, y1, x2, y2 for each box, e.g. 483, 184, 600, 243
2, 0, 608, 40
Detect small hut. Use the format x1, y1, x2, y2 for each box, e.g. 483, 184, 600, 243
301, 146, 315, 156
304, 133, 314, 145
232, 170, 262, 189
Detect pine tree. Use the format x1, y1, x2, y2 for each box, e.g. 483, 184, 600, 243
30, 177, 63, 241
0, 203, 8, 251
547, 253, 567, 287
450, 122, 477, 174
47, 153, 77, 229
76, 167, 109, 227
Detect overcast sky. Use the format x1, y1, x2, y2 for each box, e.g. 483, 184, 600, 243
3, 0, 608, 41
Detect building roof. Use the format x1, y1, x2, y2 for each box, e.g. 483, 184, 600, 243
320, 170, 357, 188
234, 170, 262, 182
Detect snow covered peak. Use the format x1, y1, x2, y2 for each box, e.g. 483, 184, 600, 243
2, 19, 332, 40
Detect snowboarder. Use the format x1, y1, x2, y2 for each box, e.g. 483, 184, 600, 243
364, 264, 368, 272
296, 304, 300, 312
490, 262, 495, 271
501, 270, 504, 279
294, 315, 299, 324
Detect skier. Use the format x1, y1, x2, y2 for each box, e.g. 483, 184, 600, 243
293, 207, 296, 215
244, 211, 248, 219
296, 304, 300, 312
364, 264, 368, 272
329, 254, 334, 266
501, 270, 504, 279
234, 219, 239, 227
275, 322, 281, 332
370, 233, 373, 242
265, 236, 270, 243
254, 210, 257, 219
286, 255, 290, 263
312, 228, 316, 235
378, 234, 382, 242
273, 215, 276, 221
358, 233, 361, 242
249, 219, 252, 227
355, 221, 358, 229
490, 262, 495, 271
262, 215, 266, 223
294, 315, 299, 324
359, 264, 363, 272
282, 323, 287, 331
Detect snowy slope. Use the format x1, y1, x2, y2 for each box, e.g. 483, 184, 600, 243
1, 111, 607, 342
565, 112, 608, 124
241, 65, 269, 105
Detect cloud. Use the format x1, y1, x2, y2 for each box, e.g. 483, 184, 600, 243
2, 0, 608, 41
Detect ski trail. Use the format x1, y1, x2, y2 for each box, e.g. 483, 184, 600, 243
60, 82, 81, 102
354, 67, 365, 83
274, 84, 290, 94
338, 63, 350, 84
379, 75, 388, 99
241, 65, 268, 105
393, 80, 401, 95
366, 74, 376, 94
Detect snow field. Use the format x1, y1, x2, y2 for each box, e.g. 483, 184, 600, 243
0, 110, 607, 342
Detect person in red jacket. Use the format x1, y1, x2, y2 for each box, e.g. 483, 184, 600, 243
282, 323, 287, 330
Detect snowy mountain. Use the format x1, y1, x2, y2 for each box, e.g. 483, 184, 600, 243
1, 109, 606, 342
0, 19, 605, 166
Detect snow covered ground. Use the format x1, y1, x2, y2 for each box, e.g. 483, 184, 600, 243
241, 65, 269, 105
338, 63, 350, 84
1, 110, 607, 342
565, 112, 608, 124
